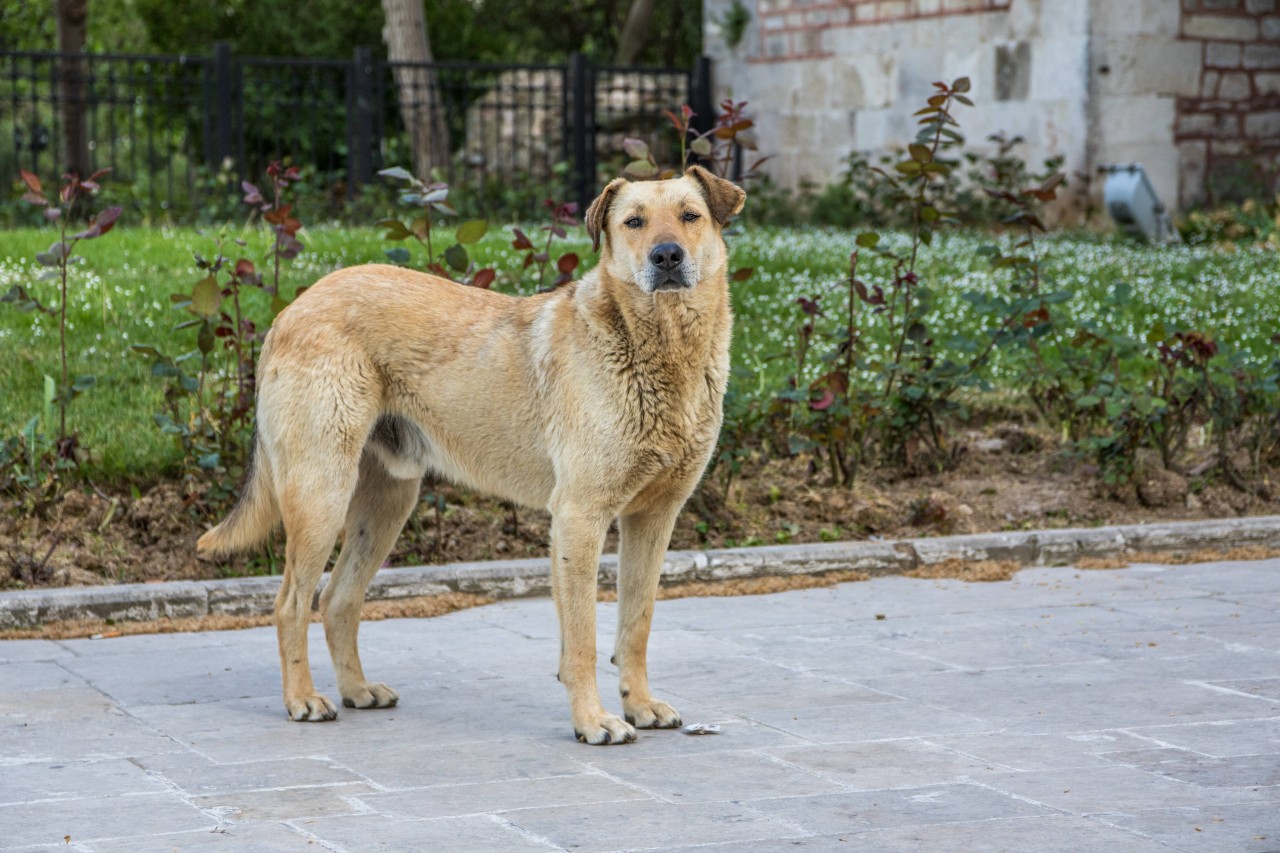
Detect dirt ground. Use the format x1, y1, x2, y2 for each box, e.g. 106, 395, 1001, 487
2, 424, 1276, 591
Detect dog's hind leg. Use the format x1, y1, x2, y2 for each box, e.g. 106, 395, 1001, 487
276, 478, 352, 722
614, 503, 683, 729
267, 377, 373, 722
321, 449, 419, 710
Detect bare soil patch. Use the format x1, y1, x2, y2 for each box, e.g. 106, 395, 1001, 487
1076, 545, 1280, 570
2, 426, 1277, 592
597, 569, 872, 603
906, 559, 1022, 582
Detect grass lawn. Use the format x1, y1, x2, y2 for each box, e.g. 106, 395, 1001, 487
2, 223, 1277, 483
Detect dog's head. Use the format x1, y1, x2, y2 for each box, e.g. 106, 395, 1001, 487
585, 166, 746, 295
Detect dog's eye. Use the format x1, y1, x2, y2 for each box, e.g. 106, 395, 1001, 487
681, 211, 701, 223
625, 217, 643, 229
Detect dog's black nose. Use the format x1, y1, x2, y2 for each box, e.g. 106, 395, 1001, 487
649, 243, 684, 271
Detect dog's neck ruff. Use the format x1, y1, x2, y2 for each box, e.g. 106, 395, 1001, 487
579, 268, 728, 370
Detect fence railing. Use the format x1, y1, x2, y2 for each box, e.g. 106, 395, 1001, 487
0, 46, 712, 220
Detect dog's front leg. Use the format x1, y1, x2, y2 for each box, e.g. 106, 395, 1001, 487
551, 503, 635, 745
615, 504, 683, 729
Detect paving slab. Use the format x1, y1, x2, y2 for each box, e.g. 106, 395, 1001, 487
1101, 801, 1280, 853
1, 558, 1279, 852
866, 814, 1181, 852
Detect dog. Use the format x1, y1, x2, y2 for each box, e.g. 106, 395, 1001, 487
197, 165, 745, 745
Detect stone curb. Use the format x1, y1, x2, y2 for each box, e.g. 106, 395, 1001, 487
2, 515, 1279, 630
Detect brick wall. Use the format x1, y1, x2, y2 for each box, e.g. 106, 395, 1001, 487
753, 0, 1012, 63
1177, 0, 1280, 205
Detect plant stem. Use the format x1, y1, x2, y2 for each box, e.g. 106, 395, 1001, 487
844, 253, 860, 487
232, 279, 245, 406
540, 229, 557, 290
434, 493, 443, 559
424, 211, 434, 267
196, 348, 208, 468
271, 181, 283, 295
58, 217, 70, 441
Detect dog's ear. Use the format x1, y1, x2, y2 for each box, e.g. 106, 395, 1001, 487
685, 165, 746, 226
585, 177, 629, 252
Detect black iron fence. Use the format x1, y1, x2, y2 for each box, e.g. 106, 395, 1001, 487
0, 46, 712, 220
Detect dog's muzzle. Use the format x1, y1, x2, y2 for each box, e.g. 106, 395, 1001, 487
648, 242, 690, 291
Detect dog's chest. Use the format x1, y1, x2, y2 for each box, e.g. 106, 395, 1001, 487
616, 358, 724, 474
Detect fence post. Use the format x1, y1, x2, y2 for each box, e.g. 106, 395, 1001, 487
209, 42, 236, 171
690, 55, 714, 166
347, 46, 375, 197
568, 52, 593, 213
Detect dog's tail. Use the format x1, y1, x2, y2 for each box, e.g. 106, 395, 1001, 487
197, 434, 280, 557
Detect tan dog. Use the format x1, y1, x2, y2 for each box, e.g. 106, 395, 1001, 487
197, 166, 745, 745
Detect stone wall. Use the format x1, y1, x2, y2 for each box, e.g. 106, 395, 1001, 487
1174, 0, 1280, 206
706, 0, 1093, 217
705, 0, 1278, 217
1087, 0, 1199, 215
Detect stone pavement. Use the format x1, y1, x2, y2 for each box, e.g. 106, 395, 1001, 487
2, 559, 1278, 852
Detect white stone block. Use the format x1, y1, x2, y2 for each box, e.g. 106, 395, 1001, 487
1257, 71, 1280, 95
1183, 14, 1260, 42
851, 107, 898, 152
1090, 0, 1181, 36
1011, 0, 1090, 40
1096, 37, 1203, 98
1219, 72, 1252, 100
1178, 140, 1209, 209
1245, 110, 1280, 139
828, 58, 869, 110
1097, 95, 1176, 147
1206, 42, 1243, 68
1030, 35, 1091, 102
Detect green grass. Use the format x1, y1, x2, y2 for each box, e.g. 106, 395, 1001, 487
2, 223, 1277, 483
728, 228, 1280, 388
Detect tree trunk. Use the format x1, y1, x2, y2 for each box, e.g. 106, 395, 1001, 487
55, 0, 90, 178
380, 0, 448, 179
615, 0, 659, 66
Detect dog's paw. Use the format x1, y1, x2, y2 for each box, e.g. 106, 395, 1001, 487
573, 712, 637, 746
285, 693, 339, 722
341, 682, 399, 710
623, 696, 682, 729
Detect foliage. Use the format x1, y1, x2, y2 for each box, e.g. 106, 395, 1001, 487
1178, 196, 1280, 247
765, 78, 1018, 484
716, 0, 752, 51
757, 133, 1067, 230
716, 77, 1280, 500
2, 224, 1278, 494
131, 163, 308, 511
133, 0, 386, 62
1024, 309, 1280, 490
4, 0, 701, 70
1, 169, 121, 512
424, 0, 702, 67
979, 173, 1280, 489
377, 167, 496, 288
711, 368, 764, 499
623, 100, 769, 182
0, 0, 147, 53
511, 199, 581, 293
0, 393, 65, 519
